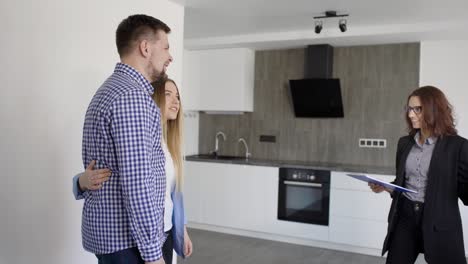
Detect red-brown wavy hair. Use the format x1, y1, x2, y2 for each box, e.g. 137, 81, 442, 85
405, 86, 457, 137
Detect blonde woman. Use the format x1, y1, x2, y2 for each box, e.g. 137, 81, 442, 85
73, 78, 193, 264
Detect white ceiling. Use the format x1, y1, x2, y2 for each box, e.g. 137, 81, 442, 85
174, 0, 468, 50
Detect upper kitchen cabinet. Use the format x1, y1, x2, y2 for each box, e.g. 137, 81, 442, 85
182, 48, 254, 112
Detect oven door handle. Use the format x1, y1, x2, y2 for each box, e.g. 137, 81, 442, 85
283, 181, 322, 188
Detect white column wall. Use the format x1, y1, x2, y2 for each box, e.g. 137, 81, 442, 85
0, 1, 184, 263
420, 40, 468, 256
420, 40, 468, 137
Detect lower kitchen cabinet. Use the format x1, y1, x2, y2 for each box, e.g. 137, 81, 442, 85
184, 162, 394, 248
329, 171, 393, 249
183, 161, 203, 223
183, 161, 277, 231
184, 161, 468, 256
184, 162, 332, 243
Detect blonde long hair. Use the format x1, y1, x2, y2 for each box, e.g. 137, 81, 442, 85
152, 78, 184, 191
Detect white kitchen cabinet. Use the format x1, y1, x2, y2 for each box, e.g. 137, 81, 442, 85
183, 162, 468, 257
329, 171, 393, 249
182, 48, 254, 112
184, 161, 329, 241
183, 161, 203, 223
329, 217, 388, 249
184, 161, 276, 230
236, 165, 276, 231
185, 163, 393, 246
200, 163, 243, 228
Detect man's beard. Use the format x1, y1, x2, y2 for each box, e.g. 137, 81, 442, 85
158, 72, 168, 81
148, 66, 166, 83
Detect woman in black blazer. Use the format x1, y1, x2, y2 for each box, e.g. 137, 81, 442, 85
369, 86, 468, 264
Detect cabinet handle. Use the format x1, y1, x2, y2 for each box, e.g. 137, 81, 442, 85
283, 181, 322, 188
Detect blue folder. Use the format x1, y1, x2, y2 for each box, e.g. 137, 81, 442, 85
346, 174, 418, 193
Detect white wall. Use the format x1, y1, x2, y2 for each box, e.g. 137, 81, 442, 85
0, 1, 184, 263
181, 50, 199, 156
420, 40, 468, 137
420, 40, 468, 256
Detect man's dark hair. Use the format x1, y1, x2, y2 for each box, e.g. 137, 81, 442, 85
116, 14, 171, 57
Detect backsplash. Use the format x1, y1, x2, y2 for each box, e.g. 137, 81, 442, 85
198, 43, 420, 168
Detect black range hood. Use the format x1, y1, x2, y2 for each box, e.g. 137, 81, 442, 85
289, 44, 344, 118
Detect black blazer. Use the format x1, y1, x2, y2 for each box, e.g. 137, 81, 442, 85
382, 135, 468, 263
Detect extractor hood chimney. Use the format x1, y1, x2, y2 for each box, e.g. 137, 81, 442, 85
304, 44, 333, 78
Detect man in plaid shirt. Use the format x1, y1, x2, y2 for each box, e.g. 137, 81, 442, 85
81, 14, 173, 264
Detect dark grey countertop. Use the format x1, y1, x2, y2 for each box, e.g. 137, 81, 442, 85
185, 154, 395, 175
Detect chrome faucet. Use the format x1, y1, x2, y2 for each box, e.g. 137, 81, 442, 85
213, 131, 226, 156
238, 138, 251, 159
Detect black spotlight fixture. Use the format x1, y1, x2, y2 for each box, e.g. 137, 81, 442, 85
339, 19, 347, 32
313, 10, 349, 33
315, 20, 323, 34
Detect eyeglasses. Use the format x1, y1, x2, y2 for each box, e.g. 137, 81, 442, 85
405, 105, 423, 114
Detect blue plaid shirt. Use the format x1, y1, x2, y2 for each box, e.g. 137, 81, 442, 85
81, 63, 166, 261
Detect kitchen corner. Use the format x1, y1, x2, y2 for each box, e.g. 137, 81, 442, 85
180, 43, 464, 256
182, 43, 416, 258
183, 159, 395, 257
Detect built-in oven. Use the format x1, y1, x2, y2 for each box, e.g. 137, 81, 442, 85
277, 167, 330, 226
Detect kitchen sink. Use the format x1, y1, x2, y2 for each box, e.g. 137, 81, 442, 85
191, 154, 246, 160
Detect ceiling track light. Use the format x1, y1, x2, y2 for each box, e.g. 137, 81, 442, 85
339, 19, 347, 32
313, 10, 349, 34
314, 20, 323, 34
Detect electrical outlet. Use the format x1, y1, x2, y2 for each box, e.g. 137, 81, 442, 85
260, 135, 276, 143
359, 138, 387, 148
359, 139, 366, 146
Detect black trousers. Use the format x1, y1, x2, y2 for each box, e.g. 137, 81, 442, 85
162, 229, 174, 264
95, 230, 173, 264
96, 247, 144, 264
386, 195, 425, 264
